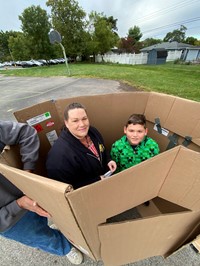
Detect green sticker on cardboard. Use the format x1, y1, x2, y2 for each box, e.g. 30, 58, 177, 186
27, 112, 52, 126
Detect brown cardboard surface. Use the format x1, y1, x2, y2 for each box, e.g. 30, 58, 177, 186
136, 199, 161, 217
14, 92, 150, 152
1, 92, 200, 265
0, 163, 95, 259
54, 92, 149, 150
146, 121, 170, 152
14, 100, 64, 175
192, 120, 200, 146
99, 211, 200, 266
0, 146, 22, 169
66, 147, 179, 259
164, 97, 200, 145
13, 92, 200, 154
144, 92, 175, 124
159, 147, 200, 211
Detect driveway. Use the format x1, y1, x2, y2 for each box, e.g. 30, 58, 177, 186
0, 76, 126, 121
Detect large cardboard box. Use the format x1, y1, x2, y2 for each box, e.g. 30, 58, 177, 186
1, 92, 200, 265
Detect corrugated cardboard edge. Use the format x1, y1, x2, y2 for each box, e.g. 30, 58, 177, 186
0, 163, 95, 260
99, 211, 200, 266
66, 146, 181, 260
191, 235, 200, 253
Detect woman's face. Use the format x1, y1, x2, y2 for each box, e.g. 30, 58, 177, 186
64, 108, 90, 139
124, 123, 147, 146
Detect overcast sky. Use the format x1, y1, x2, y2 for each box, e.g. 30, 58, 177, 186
0, 0, 200, 40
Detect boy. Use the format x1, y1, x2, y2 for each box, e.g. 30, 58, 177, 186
111, 114, 159, 173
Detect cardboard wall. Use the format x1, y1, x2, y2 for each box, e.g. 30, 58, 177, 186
66, 147, 181, 259
0, 163, 95, 260
14, 92, 200, 166
99, 211, 200, 266
1, 146, 200, 264
160, 147, 200, 211
1, 92, 200, 265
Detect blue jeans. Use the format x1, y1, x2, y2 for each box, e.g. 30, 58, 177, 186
0, 211, 71, 256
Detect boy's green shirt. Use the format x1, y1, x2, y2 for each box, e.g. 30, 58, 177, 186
111, 135, 160, 173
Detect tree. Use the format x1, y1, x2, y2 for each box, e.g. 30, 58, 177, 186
142, 38, 162, 48
128, 26, 143, 44
194, 39, 200, 46
118, 37, 135, 53
163, 25, 187, 42
0, 30, 18, 61
8, 32, 29, 61
185, 36, 198, 45
104, 16, 118, 32
46, 0, 86, 58
19, 5, 53, 59
87, 12, 119, 60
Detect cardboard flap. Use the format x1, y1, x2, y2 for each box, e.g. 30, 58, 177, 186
192, 120, 200, 146
14, 100, 64, 149
66, 147, 179, 259
5, 92, 200, 265
164, 97, 200, 145
0, 146, 22, 169
144, 92, 175, 124
159, 146, 200, 211
0, 163, 94, 259
98, 211, 200, 266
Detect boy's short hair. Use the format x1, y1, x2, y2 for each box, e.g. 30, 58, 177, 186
126, 114, 146, 128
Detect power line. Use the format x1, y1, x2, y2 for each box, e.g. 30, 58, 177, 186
131, 0, 199, 25
142, 17, 200, 34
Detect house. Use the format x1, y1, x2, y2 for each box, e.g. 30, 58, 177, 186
182, 47, 200, 62
140, 41, 194, 52
140, 41, 200, 62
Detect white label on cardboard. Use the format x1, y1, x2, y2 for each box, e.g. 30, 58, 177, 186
46, 130, 58, 146
153, 124, 169, 136
26, 112, 51, 126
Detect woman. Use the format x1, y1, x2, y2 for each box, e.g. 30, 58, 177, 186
46, 102, 116, 189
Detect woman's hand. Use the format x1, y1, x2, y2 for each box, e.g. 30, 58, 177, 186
107, 160, 117, 172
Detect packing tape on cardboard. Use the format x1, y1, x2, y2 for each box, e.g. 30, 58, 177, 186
166, 133, 179, 150
154, 118, 162, 134
182, 136, 192, 147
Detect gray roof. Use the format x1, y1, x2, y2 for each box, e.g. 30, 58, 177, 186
140, 41, 194, 52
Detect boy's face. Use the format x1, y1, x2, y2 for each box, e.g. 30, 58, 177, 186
124, 123, 147, 146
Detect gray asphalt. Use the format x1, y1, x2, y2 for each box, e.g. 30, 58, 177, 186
0, 75, 200, 266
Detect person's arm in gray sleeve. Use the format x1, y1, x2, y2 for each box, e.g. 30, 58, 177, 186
0, 174, 26, 232
0, 122, 48, 232
0, 200, 26, 232
0, 172, 50, 232
0, 121, 40, 170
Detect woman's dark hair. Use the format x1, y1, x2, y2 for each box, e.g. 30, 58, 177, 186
125, 114, 146, 128
64, 102, 87, 120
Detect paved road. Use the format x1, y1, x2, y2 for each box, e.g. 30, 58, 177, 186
0, 76, 121, 121
0, 76, 200, 266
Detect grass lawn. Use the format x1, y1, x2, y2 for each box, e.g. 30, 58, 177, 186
0, 62, 200, 102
